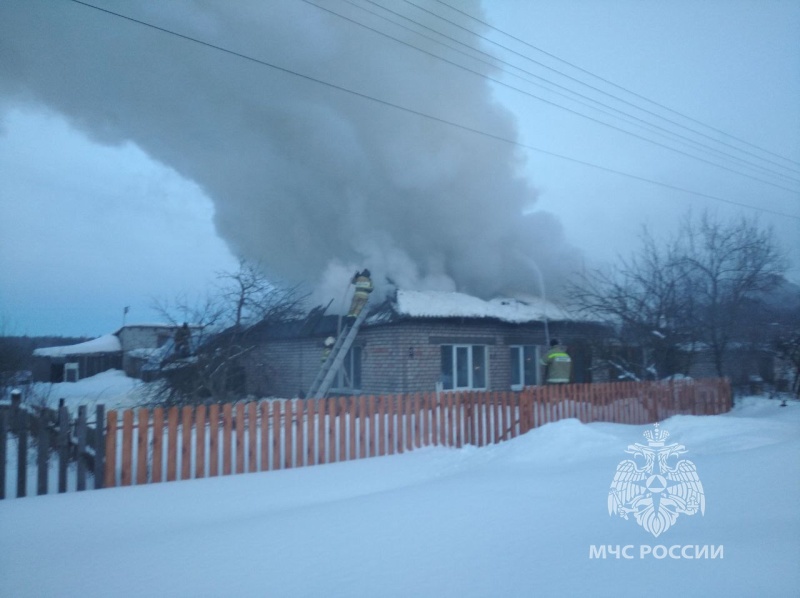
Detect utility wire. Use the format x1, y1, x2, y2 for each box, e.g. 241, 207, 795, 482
66, 0, 800, 221
341, 0, 800, 189
431, 0, 800, 172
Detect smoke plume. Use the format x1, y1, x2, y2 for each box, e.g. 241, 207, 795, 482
0, 0, 581, 310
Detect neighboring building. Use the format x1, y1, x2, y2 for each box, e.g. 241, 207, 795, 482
32, 334, 123, 382
680, 342, 776, 389
242, 290, 603, 398
33, 324, 191, 382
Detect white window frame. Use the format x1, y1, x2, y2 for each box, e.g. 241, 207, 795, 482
510, 345, 542, 390
440, 344, 488, 390
333, 346, 362, 391
64, 362, 80, 383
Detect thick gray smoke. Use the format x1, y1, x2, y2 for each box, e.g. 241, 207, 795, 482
0, 0, 581, 310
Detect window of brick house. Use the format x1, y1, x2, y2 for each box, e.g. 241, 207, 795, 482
440, 344, 487, 390
334, 346, 362, 391
510, 345, 541, 390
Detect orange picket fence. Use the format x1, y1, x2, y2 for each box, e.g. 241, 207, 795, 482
103, 378, 731, 488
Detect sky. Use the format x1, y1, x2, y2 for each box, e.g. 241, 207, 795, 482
2, 389, 799, 596
0, 0, 797, 337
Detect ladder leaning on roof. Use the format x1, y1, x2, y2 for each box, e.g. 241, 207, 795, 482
308, 303, 370, 399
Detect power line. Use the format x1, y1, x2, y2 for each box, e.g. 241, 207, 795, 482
432, 0, 800, 172
338, 0, 800, 190
66, 0, 800, 222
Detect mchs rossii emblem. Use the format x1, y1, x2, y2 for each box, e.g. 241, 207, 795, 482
609, 424, 705, 537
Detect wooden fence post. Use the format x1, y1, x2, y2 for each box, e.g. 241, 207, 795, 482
359, 396, 368, 458
378, 395, 386, 457
16, 409, 27, 498
137, 408, 149, 485
104, 410, 117, 489
260, 401, 269, 471
299, 399, 308, 467
166, 407, 179, 481
152, 407, 164, 483
37, 410, 49, 496
246, 402, 255, 474
386, 395, 395, 456
317, 398, 326, 465
198, 404, 209, 478
181, 406, 193, 480
492, 392, 500, 445
446, 392, 455, 447
121, 410, 133, 487
455, 393, 463, 448
306, 398, 316, 466
369, 395, 378, 457
430, 392, 438, 447
222, 404, 232, 476
274, 400, 283, 470
235, 403, 245, 475
339, 397, 348, 462
57, 405, 69, 493
76, 406, 87, 491
94, 405, 105, 490
421, 393, 430, 447
0, 409, 6, 499
405, 393, 413, 453
286, 400, 296, 470
328, 398, 337, 464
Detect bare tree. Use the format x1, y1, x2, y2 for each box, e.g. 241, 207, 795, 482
568, 227, 693, 380
680, 211, 786, 377
568, 211, 787, 382
146, 259, 307, 406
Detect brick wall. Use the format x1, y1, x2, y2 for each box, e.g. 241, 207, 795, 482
243, 318, 585, 398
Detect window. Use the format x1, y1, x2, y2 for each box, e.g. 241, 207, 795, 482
510, 345, 540, 390
440, 345, 487, 390
334, 346, 362, 391
64, 362, 80, 383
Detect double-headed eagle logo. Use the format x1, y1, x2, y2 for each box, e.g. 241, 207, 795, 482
609, 424, 705, 537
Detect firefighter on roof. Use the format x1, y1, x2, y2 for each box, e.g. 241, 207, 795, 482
347, 269, 373, 319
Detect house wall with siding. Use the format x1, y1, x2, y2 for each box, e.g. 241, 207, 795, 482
32, 352, 123, 382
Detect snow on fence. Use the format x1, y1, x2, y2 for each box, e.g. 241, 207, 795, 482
101, 378, 731, 489
2, 379, 730, 497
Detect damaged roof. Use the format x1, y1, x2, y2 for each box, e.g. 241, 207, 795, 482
369, 290, 580, 324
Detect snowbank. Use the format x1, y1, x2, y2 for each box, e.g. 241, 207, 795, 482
26, 369, 146, 413
1, 397, 797, 597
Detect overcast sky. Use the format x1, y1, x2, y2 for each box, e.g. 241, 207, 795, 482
1, 0, 798, 337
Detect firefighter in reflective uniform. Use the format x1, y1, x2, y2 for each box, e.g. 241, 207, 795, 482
542, 338, 572, 384
347, 269, 373, 319
321, 336, 335, 363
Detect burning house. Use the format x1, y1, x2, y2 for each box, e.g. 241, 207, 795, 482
242, 290, 602, 398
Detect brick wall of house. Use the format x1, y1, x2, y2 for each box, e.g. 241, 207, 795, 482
243, 318, 586, 398
244, 337, 321, 399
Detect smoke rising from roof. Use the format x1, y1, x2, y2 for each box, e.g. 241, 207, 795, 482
0, 0, 581, 311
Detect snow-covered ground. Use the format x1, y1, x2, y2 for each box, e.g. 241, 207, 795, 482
1, 394, 797, 597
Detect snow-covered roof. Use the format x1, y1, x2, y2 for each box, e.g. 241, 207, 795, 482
127, 347, 164, 359
384, 290, 581, 324
33, 334, 122, 357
